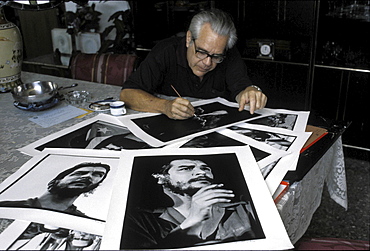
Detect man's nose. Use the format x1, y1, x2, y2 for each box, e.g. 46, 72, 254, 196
193, 167, 206, 175
202, 56, 213, 66
81, 172, 93, 180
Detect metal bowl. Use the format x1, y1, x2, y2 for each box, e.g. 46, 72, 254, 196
12, 81, 59, 104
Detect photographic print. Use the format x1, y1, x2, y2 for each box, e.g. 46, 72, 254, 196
225, 123, 312, 194
0, 220, 102, 250
0, 148, 121, 235
227, 123, 311, 153
246, 108, 310, 132
101, 147, 293, 250
19, 114, 152, 156
166, 129, 289, 169
119, 97, 273, 147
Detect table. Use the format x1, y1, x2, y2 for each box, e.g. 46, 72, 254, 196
0, 71, 123, 184
280, 113, 348, 243
0, 72, 347, 245
278, 137, 347, 243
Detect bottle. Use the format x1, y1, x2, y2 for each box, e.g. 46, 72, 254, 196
0, 7, 23, 92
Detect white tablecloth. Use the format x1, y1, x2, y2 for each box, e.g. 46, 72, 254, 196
276, 137, 347, 244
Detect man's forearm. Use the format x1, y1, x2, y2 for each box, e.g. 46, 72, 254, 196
120, 88, 169, 114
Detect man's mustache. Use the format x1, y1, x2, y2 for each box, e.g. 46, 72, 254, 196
188, 176, 213, 183
70, 178, 92, 186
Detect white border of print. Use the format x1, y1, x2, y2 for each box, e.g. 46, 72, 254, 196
247, 108, 310, 132
224, 123, 311, 194
0, 219, 102, 250
118, 97, 274, 147
101, 146, 293, 250
18, 114, 124, 156
0, 220, 31, 250
165, 129, 289, 169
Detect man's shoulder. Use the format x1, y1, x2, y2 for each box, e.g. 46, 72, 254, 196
66, 204, 87, 217
126, 207, 168, 224
151, 36, 184, 53
224, 45, 243, 61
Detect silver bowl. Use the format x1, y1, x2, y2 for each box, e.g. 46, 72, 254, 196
12, 81, 59, 104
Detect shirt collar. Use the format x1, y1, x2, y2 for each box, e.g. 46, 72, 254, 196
159, 207, 186, 225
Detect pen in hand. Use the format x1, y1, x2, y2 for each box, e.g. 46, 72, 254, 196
170, 85, 182, 99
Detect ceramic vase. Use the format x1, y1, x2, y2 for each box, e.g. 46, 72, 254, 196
0, 7, 23, 92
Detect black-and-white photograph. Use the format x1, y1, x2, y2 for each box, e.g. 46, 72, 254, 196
121, 154, 265, 249
245, 109, 310, 132
173, 129, 290, 170
35, 120, 151, 151
224, 123, 312, 194
180, 131, 270, 161
0, 149, 120, 232
228, 126, 297, 151
19, 114, 152, 156
0, 220, 102, 250
248, 113, 298, 130
101, 147, 293, 250
119, 98, 272, 147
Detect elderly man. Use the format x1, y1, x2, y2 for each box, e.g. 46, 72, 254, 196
0, 162, 110, 217
121, 158, 260, 249
120, 9, 267, 120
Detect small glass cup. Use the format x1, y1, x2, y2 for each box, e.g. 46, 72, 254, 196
65, 90, 91, 104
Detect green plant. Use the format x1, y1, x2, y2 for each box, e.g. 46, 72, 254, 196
99, 8, 135, 54
65, 2, 102, 35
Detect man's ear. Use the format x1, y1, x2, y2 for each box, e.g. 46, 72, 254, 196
152, 173, 167, 185
186, 31, 192, 48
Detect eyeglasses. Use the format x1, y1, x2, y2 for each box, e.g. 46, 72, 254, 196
192, 39, 225, 64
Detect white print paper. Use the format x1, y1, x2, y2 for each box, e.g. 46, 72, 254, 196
165, 129, 289, 169
225, 123, 311, 194
246, 108, 310, 132
0, 148, 121, 235
0, 220, 102, 250
19, 114, 153, 156
101, 147, 293, 250
28, 105, 88, 128
118, 97, 274, 147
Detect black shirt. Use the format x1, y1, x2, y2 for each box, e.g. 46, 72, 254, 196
121, 202, 260, 249
123, 36, 253, 101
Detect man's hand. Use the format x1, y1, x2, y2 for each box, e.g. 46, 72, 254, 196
164, 98, 195, 120
120, 89, 195, 120
180, 184, 234, 230
236, 86, 267, 114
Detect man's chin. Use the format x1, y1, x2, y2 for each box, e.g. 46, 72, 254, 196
49, 185, 97, 198
194, 68, 210, 77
